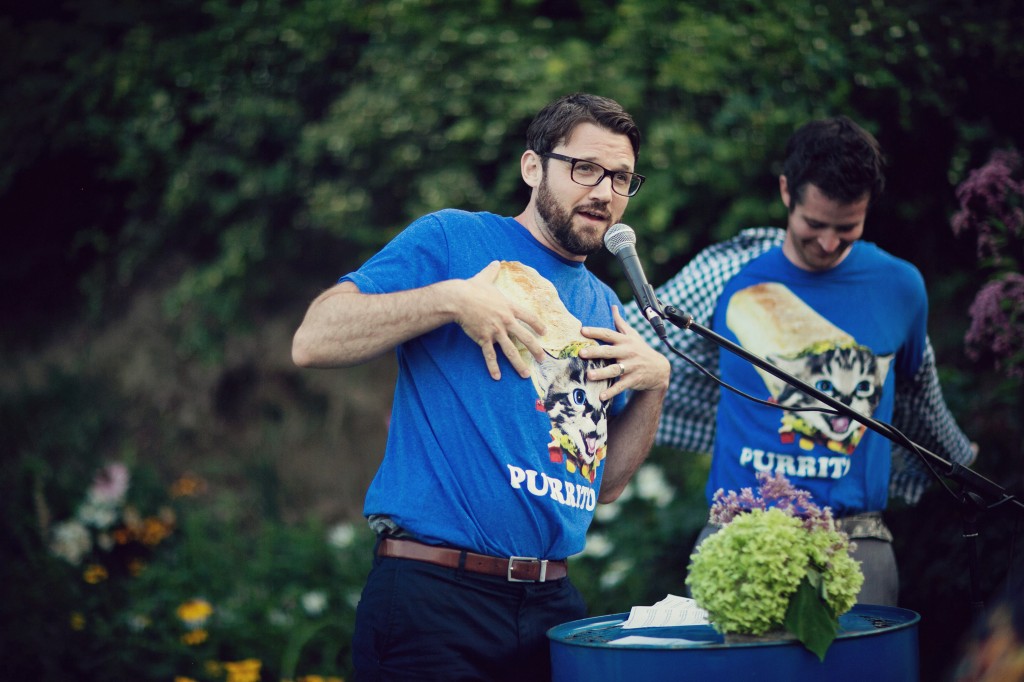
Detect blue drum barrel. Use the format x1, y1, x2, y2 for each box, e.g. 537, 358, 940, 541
548, 604, 919, 681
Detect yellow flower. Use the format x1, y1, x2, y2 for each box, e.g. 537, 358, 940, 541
224, 658, 261, 682
177, 598, 214, 626
141, 516, 173, 546
83, 564, 108, 584
180, 629, 209, 645
174, 677, 199, 682
171, 473, 207, 498
128, 558, 146, 576
70, 612, 86, 630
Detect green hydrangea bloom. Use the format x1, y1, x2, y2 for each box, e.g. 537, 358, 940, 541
686, 507, 863, 635
805, 526, 863, 617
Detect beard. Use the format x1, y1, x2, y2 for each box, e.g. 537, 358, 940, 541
791, 237, 852, 271
535, 177, 611, 256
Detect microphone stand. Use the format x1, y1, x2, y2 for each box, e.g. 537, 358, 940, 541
660, 303, 1023, 611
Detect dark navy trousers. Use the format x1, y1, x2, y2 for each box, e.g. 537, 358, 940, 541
352, 548, 587, 681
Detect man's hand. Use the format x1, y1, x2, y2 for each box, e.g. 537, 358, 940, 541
453, 261, 547, 380
578, 306, 671, 401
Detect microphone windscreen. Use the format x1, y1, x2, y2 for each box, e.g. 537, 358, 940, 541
603, 223, 636, 255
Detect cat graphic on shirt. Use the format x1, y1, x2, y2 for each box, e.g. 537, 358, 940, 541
770, 344, 893, 453
532, 347, 612, 483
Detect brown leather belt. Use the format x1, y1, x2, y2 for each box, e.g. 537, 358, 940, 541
377, 537, 568, 582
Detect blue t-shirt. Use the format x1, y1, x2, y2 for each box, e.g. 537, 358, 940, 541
343, 209, 627, 559
708, 242, 927, 515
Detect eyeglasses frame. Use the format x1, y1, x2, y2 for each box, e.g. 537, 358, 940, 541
540, 152, 646, 197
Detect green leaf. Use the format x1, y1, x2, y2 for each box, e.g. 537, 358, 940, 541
784, 573, 838, 662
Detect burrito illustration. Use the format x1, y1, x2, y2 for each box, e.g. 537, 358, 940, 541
492, 260, 593, 361
726, 282, 855, 398
725, 282, 891, 453
492, 260, 612, 481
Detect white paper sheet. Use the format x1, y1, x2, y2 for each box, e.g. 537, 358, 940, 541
620, 595, 710, 629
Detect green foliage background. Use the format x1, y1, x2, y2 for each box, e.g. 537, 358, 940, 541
2, 0, 1023, 680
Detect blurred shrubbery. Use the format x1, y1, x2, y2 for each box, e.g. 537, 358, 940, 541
0, 368, 708, 681
4, 453, 375, 681
2, 417, 708, 681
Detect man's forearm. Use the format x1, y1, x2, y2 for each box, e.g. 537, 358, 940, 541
599, 386, 667, 503
291, 280, 462, 368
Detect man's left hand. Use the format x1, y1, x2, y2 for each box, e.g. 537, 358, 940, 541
578, 306, 671, 401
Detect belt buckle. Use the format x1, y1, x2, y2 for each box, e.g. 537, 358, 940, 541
507, 556, 547, 582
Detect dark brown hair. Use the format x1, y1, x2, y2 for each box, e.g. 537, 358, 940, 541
526, 93, 641, 162
782, 116, 885, 207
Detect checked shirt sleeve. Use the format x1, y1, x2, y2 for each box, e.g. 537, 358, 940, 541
625, 227, 786, 454
889, 339, 977, 504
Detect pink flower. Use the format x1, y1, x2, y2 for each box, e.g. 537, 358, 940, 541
952, 149, 1024, 263
88, 463, 130, 505
966, 273, 1024, 378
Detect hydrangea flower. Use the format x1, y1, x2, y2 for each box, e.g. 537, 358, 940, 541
689, 508, 808, 634
687, 472, 863, 658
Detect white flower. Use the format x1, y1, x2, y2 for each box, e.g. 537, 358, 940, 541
345, 590, 362, 610
77, 499, 119, 530
580, 532, 614, 559
301, 590, 328, 616
634, 464, 675, 508
96, 532, 115, 551
327, 522, 356, 549
50, 520, 93, 565
128, 614, 151, 632
599, 558, 634, 590
616, 481, 636, 503
594, 502, 621, 523
267, 608, 292, 627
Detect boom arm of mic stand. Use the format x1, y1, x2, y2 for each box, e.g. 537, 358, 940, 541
661, 304, 1023, 513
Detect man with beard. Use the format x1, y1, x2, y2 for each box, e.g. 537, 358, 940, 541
292, 93, 669, 681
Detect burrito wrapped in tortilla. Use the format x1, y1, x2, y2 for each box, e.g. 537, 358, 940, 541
492, 260, 594, 364
726, 282, 855, 397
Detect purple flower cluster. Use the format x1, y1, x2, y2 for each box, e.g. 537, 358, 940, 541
965, 273, 1024, 378
953, 148, 1024, 377
709, 471, 835, 532
951, 149, 1024, 263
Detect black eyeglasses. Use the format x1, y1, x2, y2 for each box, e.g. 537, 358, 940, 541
542, 153, 646, 197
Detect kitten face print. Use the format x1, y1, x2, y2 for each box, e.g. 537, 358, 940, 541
532, 349, 612, 483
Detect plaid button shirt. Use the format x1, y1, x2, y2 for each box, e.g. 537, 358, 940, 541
625, 227, 976, 505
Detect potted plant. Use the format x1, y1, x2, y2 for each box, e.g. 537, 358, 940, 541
686, 472, 864, 660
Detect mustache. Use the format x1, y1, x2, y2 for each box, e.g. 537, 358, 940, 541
574, 203, 611, 220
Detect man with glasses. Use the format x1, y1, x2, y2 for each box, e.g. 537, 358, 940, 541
626, 116, 976, 606
292, 93, 669, 680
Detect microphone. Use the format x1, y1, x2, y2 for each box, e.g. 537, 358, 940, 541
603, 223, 668, 342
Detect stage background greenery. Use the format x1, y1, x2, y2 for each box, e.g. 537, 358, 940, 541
2, 0, 1022, 680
